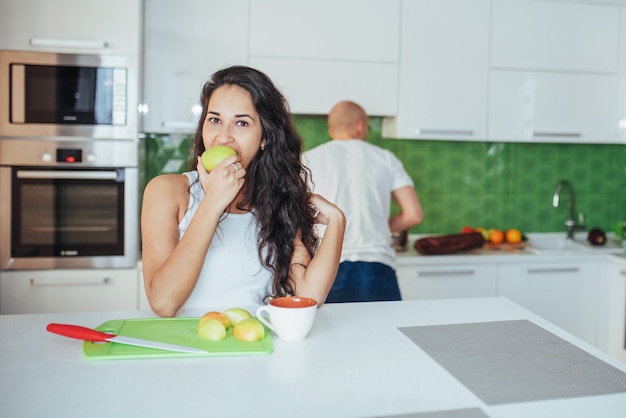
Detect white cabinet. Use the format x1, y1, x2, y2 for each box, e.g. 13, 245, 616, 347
488, 0, 622, 144
491, 0, 619, 73
0, 0, 141, 55
488, 71, 619, 143
397, 263, 497, 300
0, 269, 138, 314
620, 6, 626, 142
383, 0, 490, 140
248, 0, 400, 116
497, 260, 603, 346
141, 0, 249, 133
597, 257, 626, 364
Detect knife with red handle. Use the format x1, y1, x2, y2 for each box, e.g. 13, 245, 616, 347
46, 323, 207, 354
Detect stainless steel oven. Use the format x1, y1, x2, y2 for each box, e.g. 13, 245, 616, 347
0, 139, 138, 269
0, 50, 137, 140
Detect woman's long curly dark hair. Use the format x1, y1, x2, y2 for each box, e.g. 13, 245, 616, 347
190, 65, 319, 299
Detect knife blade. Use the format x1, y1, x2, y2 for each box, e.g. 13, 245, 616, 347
46, 323, 207, 354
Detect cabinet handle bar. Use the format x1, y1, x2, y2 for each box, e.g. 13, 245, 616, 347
532, 132, 582, 138
30, 38, 108, 49
417, 129, 474, 136
29, 277, 111, 287
526, 267, 580, 274
418, 270, 475, 278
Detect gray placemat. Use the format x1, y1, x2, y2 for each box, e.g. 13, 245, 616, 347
400, 320, 626, 405
372, 408, 490, 418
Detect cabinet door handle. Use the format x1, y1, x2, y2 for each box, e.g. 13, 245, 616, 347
418, 270, 475, 278
532, 132, 582, 138
525, 267, 579, 275
29, 38, 108, 49
29, 277, 111, 287
17, 170, 119, 180
417, 129, 474, 136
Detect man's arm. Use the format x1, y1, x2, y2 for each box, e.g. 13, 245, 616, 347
389, 185, 423, 233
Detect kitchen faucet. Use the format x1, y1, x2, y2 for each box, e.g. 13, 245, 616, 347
552, 180, 584, 240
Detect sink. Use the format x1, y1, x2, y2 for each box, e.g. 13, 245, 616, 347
526, 233, 624, 254
526, 235, 580, 251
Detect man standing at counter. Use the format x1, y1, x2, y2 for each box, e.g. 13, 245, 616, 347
304, 100, 423, 302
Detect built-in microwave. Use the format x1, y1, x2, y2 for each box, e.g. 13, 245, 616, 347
0, 50, 138, 140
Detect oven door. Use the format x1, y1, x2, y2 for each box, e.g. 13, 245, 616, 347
0, 166, 138, 269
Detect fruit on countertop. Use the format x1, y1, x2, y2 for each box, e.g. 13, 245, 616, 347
489, 229, 504, 245
201, 145, 237, 172
505, 228, 523, 245
199, 311, 230, 329
197, 318, 227, 341
459, 226, 525, 245
232, 318, 265, 342
197, 307, 262, 342
587, 228, 607, 246
222, 307, 253, 325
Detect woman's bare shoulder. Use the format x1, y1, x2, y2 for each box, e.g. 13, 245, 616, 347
145, 173, 190, 195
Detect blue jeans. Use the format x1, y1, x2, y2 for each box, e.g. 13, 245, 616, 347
325, 261, 402, 303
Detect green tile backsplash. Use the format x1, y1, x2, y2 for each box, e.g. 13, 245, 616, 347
141, 116, 626, 235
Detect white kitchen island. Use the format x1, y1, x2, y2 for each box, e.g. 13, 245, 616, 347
1, 297, 626, 418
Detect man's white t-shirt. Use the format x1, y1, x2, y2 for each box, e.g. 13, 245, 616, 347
303, 140, 414, 269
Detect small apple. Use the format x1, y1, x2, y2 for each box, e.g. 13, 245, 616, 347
232, 318, 265, 342
222, 307, 252, 326
199, 311, 230, 329
197, 318, 227, 341
201, 146, 237, 172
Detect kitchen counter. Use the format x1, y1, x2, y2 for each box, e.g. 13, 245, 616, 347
396, 233, 626, 266
2, 297, 626, 418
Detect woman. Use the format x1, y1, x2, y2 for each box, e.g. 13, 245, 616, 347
141, 66, 346, 317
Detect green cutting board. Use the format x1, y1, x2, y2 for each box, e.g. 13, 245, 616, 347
83, 317, 273, 360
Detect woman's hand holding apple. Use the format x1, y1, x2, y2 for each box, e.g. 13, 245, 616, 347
197, 150, 245, 213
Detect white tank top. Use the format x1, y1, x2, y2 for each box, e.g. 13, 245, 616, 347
179, 171, 272, 309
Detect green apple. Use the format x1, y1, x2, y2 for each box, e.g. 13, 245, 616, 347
222, 307, 252, 326
199, 311, 230, 329
197, 318, 227, 341
201, 146, 237, 172
232, 318, 265, 342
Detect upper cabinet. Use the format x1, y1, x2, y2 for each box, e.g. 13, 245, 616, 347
246, 0, 401, 116
383, 0, 625, 144
139, 0, 626, 142
489, 71, 619, 143
487, 0, 622, 143
382, 0, 490, 140
491, 0, 619, 73
0, 0, 141, 55
141, 0, 249, 133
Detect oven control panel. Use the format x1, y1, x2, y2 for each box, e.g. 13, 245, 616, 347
56, 148, 82, 163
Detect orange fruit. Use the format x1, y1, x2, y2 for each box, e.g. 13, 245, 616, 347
505, 228, 522, 245
489, 229, 504, 245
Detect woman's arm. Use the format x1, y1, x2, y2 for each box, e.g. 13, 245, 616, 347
289, 193, 346, 306
141, 174, 220, 317
141, 156, 244, 317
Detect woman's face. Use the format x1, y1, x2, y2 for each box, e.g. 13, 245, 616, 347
202, 84, 264, 168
